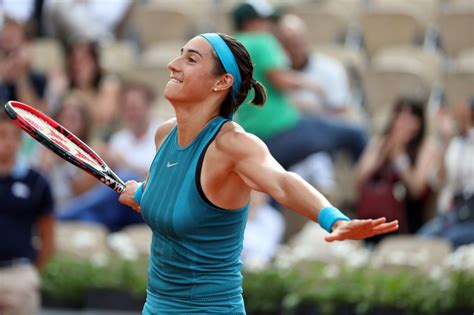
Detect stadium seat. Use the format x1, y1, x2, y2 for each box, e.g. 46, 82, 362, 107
141, 41, 182, 67
360, 8, 426, 56
369, 0, 438, 25
442, 70, 474, 106
285, 8, 349, 45
438, 10, 474, 58
372, 46, 442, 84
371, 235, 452, 273
133, 6, 195, 48
456, 48, 474, 72
31, 38, 65, 73
99, 40, 136, 75
55, 222, 109, 260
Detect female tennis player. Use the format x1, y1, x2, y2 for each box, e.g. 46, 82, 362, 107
118, 33, 399, 314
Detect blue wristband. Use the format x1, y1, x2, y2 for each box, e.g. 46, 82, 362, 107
133, 182, 144, 206
318, 206, 350, 233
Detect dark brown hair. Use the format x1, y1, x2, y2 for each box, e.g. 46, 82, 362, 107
384, 97, 426, 163
210, 33, 266, 118
66, 40, 103, 90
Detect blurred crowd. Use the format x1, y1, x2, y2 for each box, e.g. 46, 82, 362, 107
0, 0, 473, 313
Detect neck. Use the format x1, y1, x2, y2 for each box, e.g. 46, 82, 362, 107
293, 55, 310, 71
172, 101, 221, 148
132, 119, 150, 139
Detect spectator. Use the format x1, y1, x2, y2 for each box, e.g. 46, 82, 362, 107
0, 109, 55, 315
61, 39, 120, 140
354, 98, 436, 242
231, 1, 367, 171
39, 92, 97, 209
0, 16, 47, 111
43, 0, 132, 43
109, 82, 162, 178
276, 14, 353, 119
418, 97, 474, 248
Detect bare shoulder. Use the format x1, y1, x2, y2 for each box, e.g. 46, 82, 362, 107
215, 121, 268, 159
154, 118, 177, 150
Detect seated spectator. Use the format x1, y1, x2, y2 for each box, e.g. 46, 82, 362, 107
355, 98, 437, 243
0, 16, 50, 164
0, 16, 47, 111
275, 14, 353, 119
39, 92, 97, 209
43, 0, 132, 43
231, 1, 367, 172
58, 39, 121, 140
418, 97, 474, 248
56, 89, 145, 231
0, 110, 55, 315
109, 81, 162, 178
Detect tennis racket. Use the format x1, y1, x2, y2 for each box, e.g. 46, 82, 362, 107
4, 101, 125, 193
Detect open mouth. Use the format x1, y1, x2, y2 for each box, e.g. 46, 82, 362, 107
169, 75, 182, 83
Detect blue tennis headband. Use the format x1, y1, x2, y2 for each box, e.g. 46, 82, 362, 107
200, 33, 242, 99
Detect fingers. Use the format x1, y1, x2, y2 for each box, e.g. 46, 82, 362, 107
372, 220, 399, 230
372, 222, 399, 235
370, 217, 387, 226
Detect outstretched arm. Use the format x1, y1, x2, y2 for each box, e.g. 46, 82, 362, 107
220, 130, 399, 241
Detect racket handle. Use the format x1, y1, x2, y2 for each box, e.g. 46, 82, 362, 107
100, 176, 126, 194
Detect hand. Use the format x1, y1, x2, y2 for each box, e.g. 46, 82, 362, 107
118, 180, 141, 212
324, 217, 399, 242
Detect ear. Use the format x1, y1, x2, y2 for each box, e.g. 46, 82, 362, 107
213, 74, 234, 92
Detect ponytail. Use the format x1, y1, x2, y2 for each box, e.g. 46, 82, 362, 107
210, 33, 267, 116
250, 79, 266, 106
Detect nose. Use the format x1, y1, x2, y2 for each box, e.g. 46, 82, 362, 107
167, 56, 180, 73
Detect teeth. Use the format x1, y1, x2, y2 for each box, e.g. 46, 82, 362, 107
170, 78, 181, 83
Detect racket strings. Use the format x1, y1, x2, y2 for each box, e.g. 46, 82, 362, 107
16, 108, 104, 171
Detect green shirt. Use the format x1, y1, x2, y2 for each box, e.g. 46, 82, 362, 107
235, 32, 300, 140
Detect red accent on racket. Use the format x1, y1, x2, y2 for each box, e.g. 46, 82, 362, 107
4, 101, 125, 193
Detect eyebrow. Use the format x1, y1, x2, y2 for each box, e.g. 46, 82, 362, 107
181, 48, 203, 58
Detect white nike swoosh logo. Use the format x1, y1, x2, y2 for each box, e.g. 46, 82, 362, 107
167, 162, 179, 168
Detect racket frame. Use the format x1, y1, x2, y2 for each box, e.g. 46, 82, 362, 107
4, 101, 125, 193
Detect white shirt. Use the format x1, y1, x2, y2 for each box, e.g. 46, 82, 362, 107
109, 120, 160, 175
0, 0, 34, 26
438, 128, 474, 212
289, 53, 350, 110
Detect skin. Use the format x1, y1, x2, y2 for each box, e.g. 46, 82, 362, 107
0, 121, 54, 269
119, 36, 399, 242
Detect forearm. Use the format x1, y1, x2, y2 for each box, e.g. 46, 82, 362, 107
271, 171, 331, 222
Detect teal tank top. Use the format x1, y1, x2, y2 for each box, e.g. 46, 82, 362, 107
140, 116, 249, 314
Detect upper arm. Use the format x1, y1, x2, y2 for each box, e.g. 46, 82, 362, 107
154, 118, 177, 151
216, 129, 287, 194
